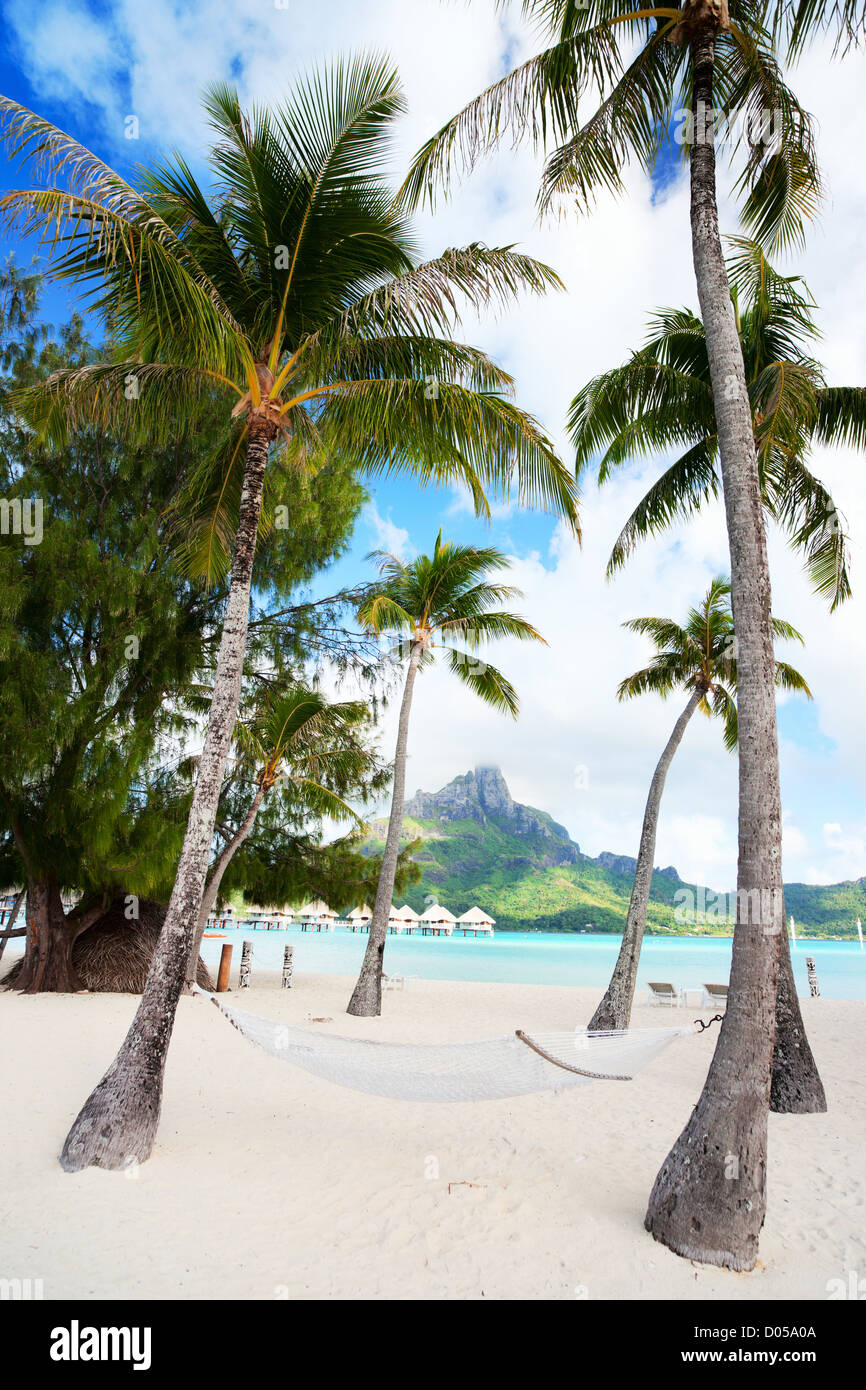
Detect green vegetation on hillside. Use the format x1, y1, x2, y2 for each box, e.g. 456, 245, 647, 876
362, 807, 866, 938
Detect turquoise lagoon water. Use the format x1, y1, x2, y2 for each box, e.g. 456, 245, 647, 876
198, 928, 866, 1001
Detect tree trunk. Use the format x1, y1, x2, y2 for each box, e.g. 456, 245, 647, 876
347, 640, 422, 1017
59, 423, 273, 1172
589, 689, 703, 1032
14, 879, 82, 993
644, 27, 786, 1270
185, 782, 267, 984
771, 920, 827, 1112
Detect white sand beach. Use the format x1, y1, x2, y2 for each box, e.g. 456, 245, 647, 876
1, 972, 863, 1301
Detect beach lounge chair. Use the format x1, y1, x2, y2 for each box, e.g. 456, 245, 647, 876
702, 982, 728, 1010
383, 973, 417, 991
646, 981, 679, 1007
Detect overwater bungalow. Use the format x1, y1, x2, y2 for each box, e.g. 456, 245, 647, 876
456, 906, 496, 937
418, 904, 456, 937
345, 904, 373, 932
297, 900, 337, 932
395, 904, 421, 935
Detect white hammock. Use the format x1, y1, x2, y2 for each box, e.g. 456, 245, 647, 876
193, 985, 696, 1103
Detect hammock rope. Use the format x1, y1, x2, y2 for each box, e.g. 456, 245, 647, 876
514, 1029, 633, 1081
193, 985, 700, 1103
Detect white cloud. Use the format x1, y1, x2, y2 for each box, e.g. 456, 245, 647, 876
782, 811, 809, 862
363, 502, 414, 561
820, 821, 866, 877
6, 0, 126, 129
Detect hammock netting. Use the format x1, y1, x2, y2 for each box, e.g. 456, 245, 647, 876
194, 986, 693, 1102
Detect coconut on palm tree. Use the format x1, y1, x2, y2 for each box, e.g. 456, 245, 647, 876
186, 684, 378, 980
569, 238, 862, 609
347, 533, 545, 1017
589, 578, 811, 1032
398, 0, 856, 1267
0, 55, 579, 1171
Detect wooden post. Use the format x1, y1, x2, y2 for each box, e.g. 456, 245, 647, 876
805, 956, 820, 997
216, 943, 233, 993
282, 943, 294, 989
239, 939, 252, 989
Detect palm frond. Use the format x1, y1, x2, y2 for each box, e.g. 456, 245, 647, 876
539, 27, 682, 214
774, 659, 813, 697
711, 681, 739, 750
722, 28, 822, 252
333, 244, 564, 341
0, 98, 249, 370
775, 0, 866, 57
397, 33, 612, 210
570, 360, 713, 477
813, 386, 866, 449
356, 591, 414, 634
440, 610, 545, 646
10, 360, 238, 448
309, 377, 580, 533
607, 439, 720, 577
764, 453, 852, 609
618, 576, 810, 730
445, 649, 521, 717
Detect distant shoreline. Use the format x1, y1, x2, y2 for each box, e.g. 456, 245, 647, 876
490, 927, 856, 941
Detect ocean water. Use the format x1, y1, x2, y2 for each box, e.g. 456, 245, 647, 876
198, 928, 866, 1001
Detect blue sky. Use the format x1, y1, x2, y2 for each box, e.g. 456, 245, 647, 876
2, 0, 865, 891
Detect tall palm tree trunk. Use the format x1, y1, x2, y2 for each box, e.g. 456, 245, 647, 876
772, 920, 826, 1112
347, 640, 422, 1017
589, 689, 703, 1032
185, 782, 267, 984
59, 423, 274, 1172
644, 27, 786, 1269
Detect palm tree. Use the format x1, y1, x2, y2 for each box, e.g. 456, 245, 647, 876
570, 238, 862, 607
0, 56, 580, 1171
185, 684, 376, 979
347, 533, 545, 1016
571, 235, 863, 1109
398, 0, 862, 1267
589, 578, 810, 1032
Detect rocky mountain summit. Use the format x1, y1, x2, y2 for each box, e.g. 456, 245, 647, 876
596, 851, 681, 883
404, 766, 582, 867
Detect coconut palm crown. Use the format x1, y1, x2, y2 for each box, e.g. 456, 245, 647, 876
398, 1, 866, 253
357, 531, 545, 715
569, 239, 864, 608
619, 575, 811, 748
0, 56, 580, 578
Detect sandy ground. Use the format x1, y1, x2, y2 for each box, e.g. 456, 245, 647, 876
0, 970, 863, 1301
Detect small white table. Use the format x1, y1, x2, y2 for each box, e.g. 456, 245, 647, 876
679, 987, 705, 1008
